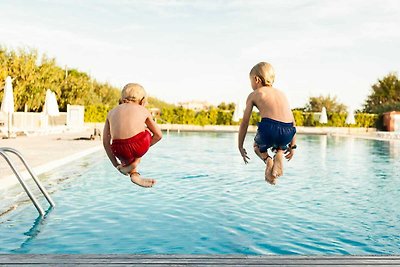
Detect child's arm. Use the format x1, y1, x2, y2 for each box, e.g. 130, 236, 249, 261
145, 114, 162, 146
103, 118, 119, 168
285, 111, 297, 161
238, 94, 253, 164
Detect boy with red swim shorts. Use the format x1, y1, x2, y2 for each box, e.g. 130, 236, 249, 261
103, 83, 162, 188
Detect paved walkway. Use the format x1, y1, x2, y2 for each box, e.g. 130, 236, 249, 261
0, 129, 103, 189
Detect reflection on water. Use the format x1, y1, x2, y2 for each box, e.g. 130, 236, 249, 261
389, 140, 400, 159
320, 135, 327, 169
0, 133, 399, 255
11, 207, 54, 253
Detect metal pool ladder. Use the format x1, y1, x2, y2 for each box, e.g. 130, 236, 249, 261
0, 147, 55, 216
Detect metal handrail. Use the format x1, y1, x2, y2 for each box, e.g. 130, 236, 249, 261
0, 147, 55, 216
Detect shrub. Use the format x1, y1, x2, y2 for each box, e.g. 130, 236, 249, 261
84, 104, 112, 122
293, 110, 304, 126
355, 113, 378, 128
250, 112, 260, 126
303, 112, 317, 126
327, 112, 346, 127
292, 111, 378, 128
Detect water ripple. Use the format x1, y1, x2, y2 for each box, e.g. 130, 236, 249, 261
1, 133, 400, 254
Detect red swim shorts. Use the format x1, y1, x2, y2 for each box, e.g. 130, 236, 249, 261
111, 130, 152, 166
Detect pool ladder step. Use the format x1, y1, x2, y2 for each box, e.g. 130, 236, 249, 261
0, 147, 55, 216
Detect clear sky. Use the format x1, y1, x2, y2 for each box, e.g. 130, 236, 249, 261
1, 0, 399, 110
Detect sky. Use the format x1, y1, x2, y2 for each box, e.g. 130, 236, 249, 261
1, 0, 400, 110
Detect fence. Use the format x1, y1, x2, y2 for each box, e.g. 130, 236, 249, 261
0, 112, 67, 133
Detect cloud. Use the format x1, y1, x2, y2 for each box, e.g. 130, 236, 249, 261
1, 0, 399, 109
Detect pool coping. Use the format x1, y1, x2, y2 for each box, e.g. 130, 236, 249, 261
0, 254, 399, 266
0, 145, 102, 190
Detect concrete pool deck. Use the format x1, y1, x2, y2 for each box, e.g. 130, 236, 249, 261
0, 128, 103, 190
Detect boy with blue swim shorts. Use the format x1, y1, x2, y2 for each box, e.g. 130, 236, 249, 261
238, 62, 297, 185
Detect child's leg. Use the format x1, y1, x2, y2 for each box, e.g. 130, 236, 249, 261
254, 143, 276, 185
121, 158, 156, 188
117, 158, 141, 175
130, 171, 156, 188
253, 143, 268, 162
272, 149, 284, 178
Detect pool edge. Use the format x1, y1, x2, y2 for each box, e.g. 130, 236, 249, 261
0, 145, 102, 190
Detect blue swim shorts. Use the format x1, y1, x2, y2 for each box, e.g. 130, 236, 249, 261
254, 118, 296, 153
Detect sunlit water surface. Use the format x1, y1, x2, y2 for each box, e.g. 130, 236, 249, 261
1, 132, 399, 254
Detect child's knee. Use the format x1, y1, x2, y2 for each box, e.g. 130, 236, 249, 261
253, 143, 259, 151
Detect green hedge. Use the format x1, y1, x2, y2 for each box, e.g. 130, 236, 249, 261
159, 107, 254, 126
354, 113, 379, 128
84, 104, 379, 128
293, 110, 378, 127
84, 104, 113, 122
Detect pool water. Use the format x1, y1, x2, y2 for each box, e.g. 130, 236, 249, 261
1, 132, 400, 254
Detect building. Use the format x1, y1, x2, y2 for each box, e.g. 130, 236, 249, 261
383, 111, 400, 132
178, 101, 211, 111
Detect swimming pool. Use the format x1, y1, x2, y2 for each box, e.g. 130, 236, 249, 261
1, 132, 399, 254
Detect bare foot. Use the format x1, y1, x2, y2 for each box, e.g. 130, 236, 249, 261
130, 172, 156, 188
272, 150, 284, 178
264, 157, 276, 185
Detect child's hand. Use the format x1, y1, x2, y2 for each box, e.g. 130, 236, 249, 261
239, 147, 250, 164
284, 148, 295, 161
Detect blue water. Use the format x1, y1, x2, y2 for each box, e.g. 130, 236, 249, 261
1, 132, 400, 254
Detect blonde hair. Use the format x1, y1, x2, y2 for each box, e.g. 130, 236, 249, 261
250, 62, 275, 86
121, 83, 147, 103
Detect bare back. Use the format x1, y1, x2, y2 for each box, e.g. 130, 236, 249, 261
251, 86, 293, 123
107, 103, 150, 140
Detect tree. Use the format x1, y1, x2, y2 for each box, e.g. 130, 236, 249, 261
363, 73, 400, 114
304, 94, 347, 113
217, 110, 233, 125
0, 47, 121, 112
207, 107, 218, 125
194, 110, 209, 126
147, 96, 175, 110
217, 102, 235, 111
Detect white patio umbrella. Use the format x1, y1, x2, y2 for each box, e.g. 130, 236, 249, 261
319, 106, 328, 124
50, 91, 59, 116
232, 102, 244, 122
43, 89, 59, 116
345, 109, 356, 125
43, 89, 59, 127
1, 76, 14, 138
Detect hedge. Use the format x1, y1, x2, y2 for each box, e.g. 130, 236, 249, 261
84, 104, 113, 122
292, 110, 378, 128
84, 105, 378, 128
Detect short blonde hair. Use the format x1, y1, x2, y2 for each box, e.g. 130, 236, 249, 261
121, 83, 147, 103
250, 62, 275, 86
